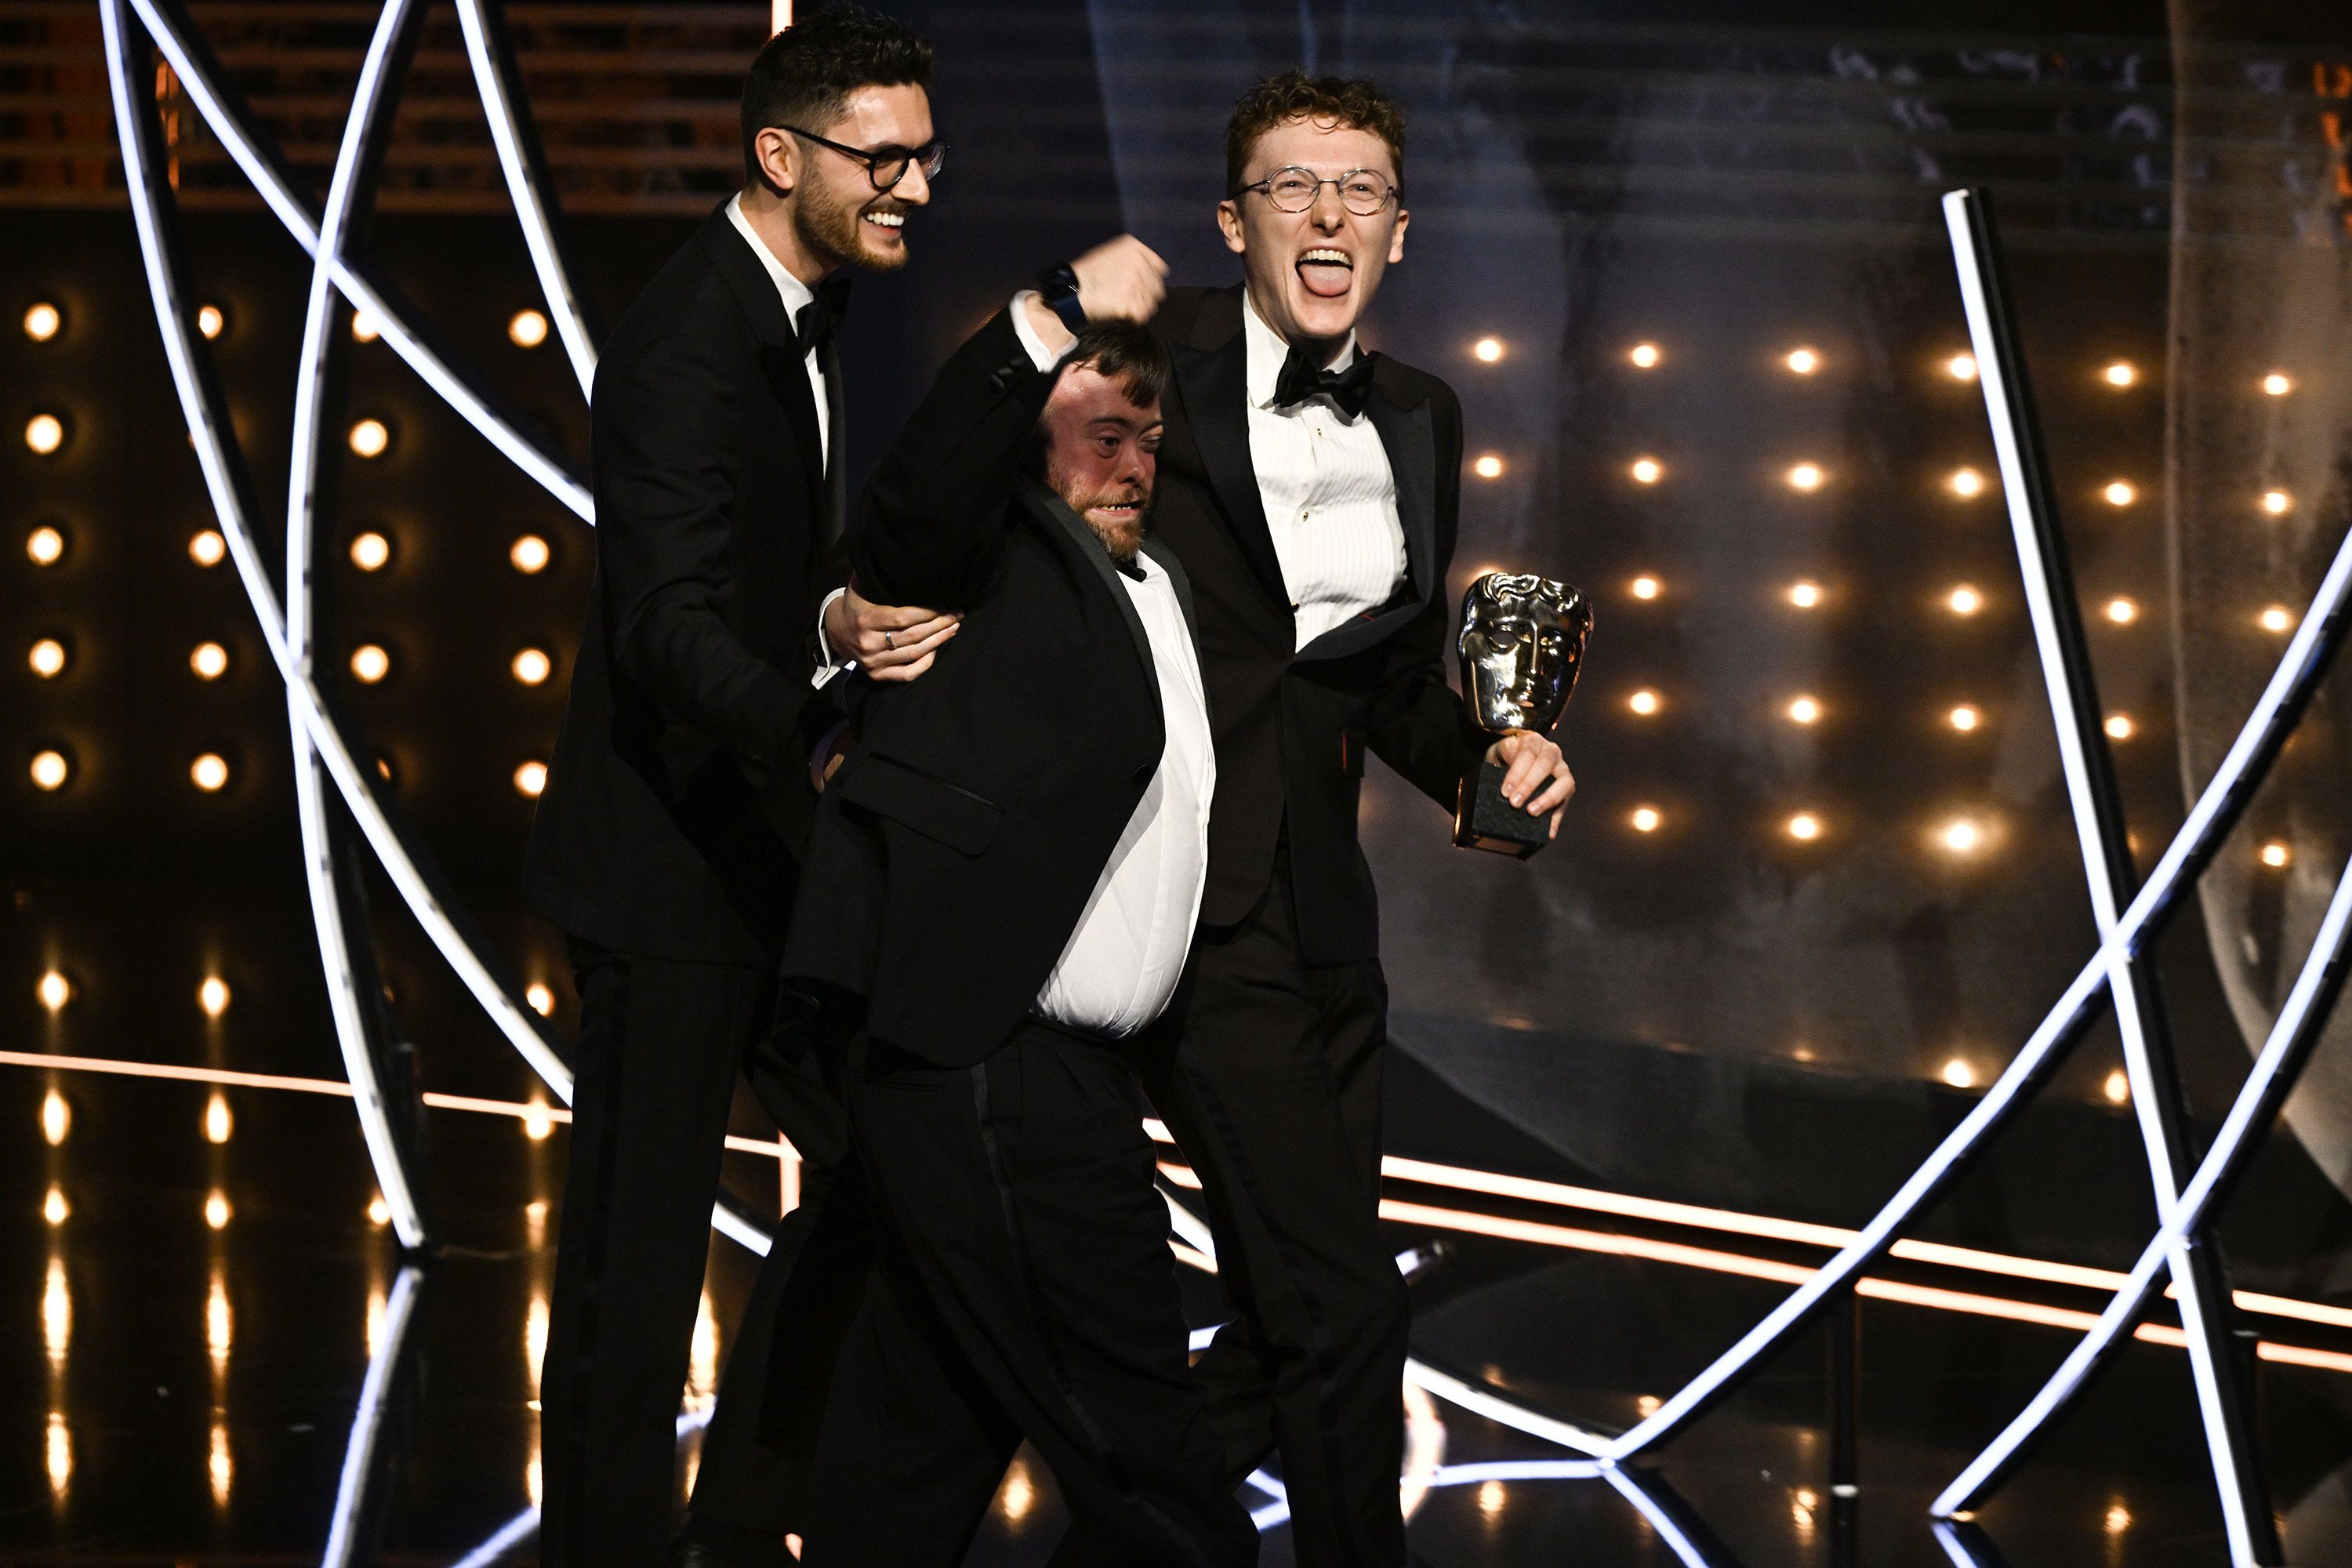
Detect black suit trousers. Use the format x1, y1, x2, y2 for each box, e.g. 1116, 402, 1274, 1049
1143, 852, 1408, 1568
539, 942, 855, 1566
804, 1022, 1255, 1568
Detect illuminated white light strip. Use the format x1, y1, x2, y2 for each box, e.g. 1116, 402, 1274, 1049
1602, 1464, 1718, 1566
1596, 190, 2352, 1465
322, 1264, 423, 1566
285, 0, 430, 1251
453, 0, 597, 395
446, 1403, 717, 1568
1935, 851, 2352, 1518
1932, 1520, 1995, 1568
120, 0, 592, 520
1943, 186, 2259, 1563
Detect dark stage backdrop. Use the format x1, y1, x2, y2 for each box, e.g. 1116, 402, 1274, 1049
4, 0, 2352, 1290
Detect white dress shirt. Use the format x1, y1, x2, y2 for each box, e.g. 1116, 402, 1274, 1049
1034, 554, 1216, 1036
1241, 289, 1408, 650
726, 192, 831, 466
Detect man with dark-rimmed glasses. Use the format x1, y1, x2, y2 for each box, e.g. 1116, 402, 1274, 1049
526, 8, 979, 1566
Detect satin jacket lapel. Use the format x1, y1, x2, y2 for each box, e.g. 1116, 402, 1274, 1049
1024, 481, 1160, 724
1171, 295, 1288, 610
698, 204, 827, 527
1294, 383, 1438, 664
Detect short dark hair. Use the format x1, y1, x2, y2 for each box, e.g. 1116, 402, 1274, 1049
1224, 69, 1406, 195
1066, 321, 1169, 409
741, 5, 934, 186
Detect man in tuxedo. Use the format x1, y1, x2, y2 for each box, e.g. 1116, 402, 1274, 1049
1102, 71, 1577, 1568
521, 9, 966, 1563
775, 285, 1251, 1566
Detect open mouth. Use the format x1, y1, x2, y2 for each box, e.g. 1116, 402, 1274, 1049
1089, 496, 1145, 522
1296, 246, 1353, 299
862, 209, 906, 235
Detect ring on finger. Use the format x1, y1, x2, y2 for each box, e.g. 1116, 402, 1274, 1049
883, 631, 896, 652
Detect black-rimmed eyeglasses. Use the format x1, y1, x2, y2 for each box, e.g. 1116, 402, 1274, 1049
1231, 166, 1399, 216
780, 124, 948, 192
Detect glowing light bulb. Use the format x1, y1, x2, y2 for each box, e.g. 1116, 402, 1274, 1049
205, 1190, 231, 1229
24, 302, 60, 341
1786, 695, 1821, 724
1000, 1459, 1036, 1521
348, 419, 389, 459
42, 1090, 68, 1145
1626, 688, 1661, 717
1945, 352, 1977, 382
1629, 805, 1661, 833
199, 976, 230, 1018
28, 525, 65, 565
1946, 585, 1983, 615
2103, 360, 2138, 388
509, 309, 550, 348
1786, 580, 1823, 609
523, 1098, 554, 1141
196, 303, 224, 339
44, 1186, 68, 1226
1472, 336, 1504, 363
191, 642, 229, 680
514, 760, 549, 798
1942, 1058, 1976, 1088
349, 532, 390, 572
30, 750, 68, 791
2259, 841, 2291, 869
191, 753, 230, 793
38, 971, 71, 1011
2103, 480, 2136, 507
203, 1091, 232, 1145
1629, 457, 1663, 485
1479, 1479, 1506, 1517
188, 528, 226, 567
1628, 342, 1661, 368
26, 413, 64, 454
1785, 461, 1824, 491
1940, 817, 1983, 853
2103, 1069, 2130, 1105
1785, 811, 1822, 841
2261, 488, 2292, 515
1629, 575, 1661, 601
510, 535, 551, 574
1472, 453, 1505, 480
1948, 704, 1981, 732
2261, 372, 2292, 397
2104, 713, 2135, 740
2258, 604, 2295, 633
1947, 466, 1984, 498
2105, 1504, 2132, 1535
348, 644, 390, 684
29, 638, 67, 678
525, 981, 555, 1017
351, 310, 380, 343
367, 1195, 390, 1227
2103, 597, 2139, 625
1784, 347, 1820, 375
511, 648, 551, 685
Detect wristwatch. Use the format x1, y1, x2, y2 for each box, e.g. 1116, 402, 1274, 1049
1037, 263, 1088, 334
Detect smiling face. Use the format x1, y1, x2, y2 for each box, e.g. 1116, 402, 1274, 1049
755, 82, 934, 274
1218, 116, 1408, 356
1040, 363, 1162, 564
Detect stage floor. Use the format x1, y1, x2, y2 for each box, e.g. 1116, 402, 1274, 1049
5, 1058, 2350, 1567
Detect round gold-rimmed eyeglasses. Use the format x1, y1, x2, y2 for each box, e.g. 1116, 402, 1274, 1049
1231, 165, 1400, 215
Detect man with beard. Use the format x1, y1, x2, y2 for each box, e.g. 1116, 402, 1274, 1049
1055, 71, 1578, 1568
775, 300, 1252, 1566
523, 9, 978, 1563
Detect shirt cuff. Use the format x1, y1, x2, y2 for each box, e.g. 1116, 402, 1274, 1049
811, 586, 854, 689
1010, 290, 1076, 372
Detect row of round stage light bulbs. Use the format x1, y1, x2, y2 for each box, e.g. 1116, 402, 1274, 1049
22, 517, 561, 798
15, 299, 555, 459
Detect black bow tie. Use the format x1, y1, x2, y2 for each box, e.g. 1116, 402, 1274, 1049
1272, 345, 1377, 419
794, 274, 852, 354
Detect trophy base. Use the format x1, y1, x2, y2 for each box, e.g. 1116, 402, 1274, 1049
1454, 759, 1548, 858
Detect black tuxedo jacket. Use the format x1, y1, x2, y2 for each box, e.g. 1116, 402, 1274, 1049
1150, 285, 1487, 965
780, 310, 1196, 1066
523, 203, 840, 963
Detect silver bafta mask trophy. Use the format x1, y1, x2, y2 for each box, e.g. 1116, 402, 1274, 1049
1454, 572, 1591, 858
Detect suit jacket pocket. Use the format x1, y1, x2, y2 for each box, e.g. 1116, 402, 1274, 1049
835, 752, 1004, 857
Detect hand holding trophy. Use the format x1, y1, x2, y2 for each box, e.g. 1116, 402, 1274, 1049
1454, 572, 1592, 858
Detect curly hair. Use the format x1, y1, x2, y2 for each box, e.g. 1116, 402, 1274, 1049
741, 4, 934, 186
1223, 69, 1405, 195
